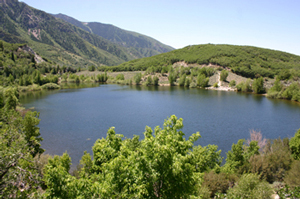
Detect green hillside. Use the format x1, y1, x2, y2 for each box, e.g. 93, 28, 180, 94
103, 44, 300, 78
0, 0, 140, 67
54, 14, 174, 59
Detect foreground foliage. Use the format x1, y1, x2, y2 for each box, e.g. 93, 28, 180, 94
1, 85, 300, 198
0, 87, 43, 198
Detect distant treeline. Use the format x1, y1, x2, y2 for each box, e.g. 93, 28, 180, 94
98, 44, 300, 79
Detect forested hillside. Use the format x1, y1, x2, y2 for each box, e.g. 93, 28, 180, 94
103, 44, 300, 79
0, 0, 173, 68
54, 14, 174, 59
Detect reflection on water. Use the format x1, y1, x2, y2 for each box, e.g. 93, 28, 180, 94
19, 84, 300, 167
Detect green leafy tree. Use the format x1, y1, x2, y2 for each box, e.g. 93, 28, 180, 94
0, 89, 44, 198
184, 77, 191, 87
290, 129, 300, 160
153, 76, 159, 86
145, 76, 153, 86
252, 77, 265, 94
22, 111, 44, 157
168, 71, 176, 86
44, 115, 202, 198
133, 73, 142, 84
4, 87, 18, 110
178, 74, 186, 86
220, 70, 229, 81
197, 74, 209, 87
267, 79, 283, 98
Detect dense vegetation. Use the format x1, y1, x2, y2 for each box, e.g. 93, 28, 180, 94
1, 87, 300, 198
100, 44, 300, 79
54, 14, 174, 58
0, 0, 172, 68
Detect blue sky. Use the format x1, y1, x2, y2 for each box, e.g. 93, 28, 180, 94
20, 0, 300, 55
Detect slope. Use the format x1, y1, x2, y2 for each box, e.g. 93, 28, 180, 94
54, 13, 174, 59
0, 0, 139, 67
103, 44, 300, 78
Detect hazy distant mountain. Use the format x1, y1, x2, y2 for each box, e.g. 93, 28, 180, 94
54, 14, 174, 58
0, 0, 173, 67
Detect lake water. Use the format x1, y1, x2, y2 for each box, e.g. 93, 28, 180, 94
19, 84, 300, 166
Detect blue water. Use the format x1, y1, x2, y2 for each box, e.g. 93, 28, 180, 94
20, 84, 300, 166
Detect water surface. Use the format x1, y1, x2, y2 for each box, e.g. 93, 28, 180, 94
20, 84, 300, 166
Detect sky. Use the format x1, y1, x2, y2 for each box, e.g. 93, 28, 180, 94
20, 0, 300, 55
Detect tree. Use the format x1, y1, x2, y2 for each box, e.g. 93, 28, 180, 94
197, 74, 209, 87
153, 76, 159, 86
0, 89, 43, 198
290, 129, 300, 160
43, 115, 203, 198
133, 73, 142, 84
145, 76, 152, 86
168, 71, 176, 86
4, 87, 18, 110
178, 74, 186, 86
22, 111, 44, 157
252, 77, 265, 94
220, 70, 229, 81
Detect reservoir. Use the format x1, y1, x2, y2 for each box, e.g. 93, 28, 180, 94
20, 84, 300, 166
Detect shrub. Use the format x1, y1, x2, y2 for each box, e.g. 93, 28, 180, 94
197, 74, 209, 88
202, 171, 230, 197
153, 76, 159, 86
267, 79, 283, 98
178, 74, 186, 86
41, 83, 60, 90
184, 77, 191, 87
290, 129, 300, 160
236, 79, 252, 92
220, 70, 229, 81
229, 80, 236, 87
213, 82, 218, 88
227, 174, 273, 199
284, 160, 300, 188
145, 76, 152, 86
252, 77, 265, 94
115, 74, 125, 81
133, 73, 142, 85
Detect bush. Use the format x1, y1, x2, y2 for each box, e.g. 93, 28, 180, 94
246, 138, 292, 183
178, 74, 186, 86
213, 82, 218, 88
220, 70, 229, 81
145, 76, 152, 86
184, 77, 191, 87
115, 74, 125, 81
153, 76, 159, 86
197, 74, 209, 88
290, 129, 300, 160
284, 160, 300, 188
41, 83, 60, 90
133, 73, 142, 85
202, 171, 231, 197
227, 174, 273, 199
252, 77, 265, 94
236, 79, 252, 92
229, 80, 236, 87
267, 79, 283, 98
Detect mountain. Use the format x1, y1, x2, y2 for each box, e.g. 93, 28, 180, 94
53, 14, 174, 59
103, 44, 300, 78
0, 0, 173, 68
